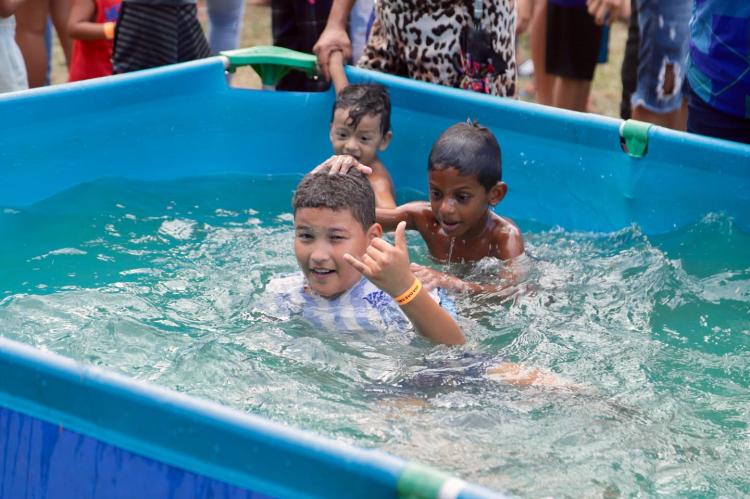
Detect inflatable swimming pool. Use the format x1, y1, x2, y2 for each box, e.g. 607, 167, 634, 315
0, 52, 748, 498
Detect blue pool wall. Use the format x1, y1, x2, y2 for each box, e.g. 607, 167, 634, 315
0, 57, 748, 498
0, 57, 748, 235
0, 338, 502, 499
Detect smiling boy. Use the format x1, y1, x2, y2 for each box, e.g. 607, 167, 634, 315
320, 121, 525, 293
265, 167, 464, 345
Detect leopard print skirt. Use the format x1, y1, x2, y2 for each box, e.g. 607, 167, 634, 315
357, 0, 516, 97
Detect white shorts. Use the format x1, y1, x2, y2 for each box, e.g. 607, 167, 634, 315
0, 16, 28, 94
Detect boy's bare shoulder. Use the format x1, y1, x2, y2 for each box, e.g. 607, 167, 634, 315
369, 159, 394, 185
489, 213, 525, 259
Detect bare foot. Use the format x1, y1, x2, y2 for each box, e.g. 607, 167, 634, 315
485, 362, 579, 390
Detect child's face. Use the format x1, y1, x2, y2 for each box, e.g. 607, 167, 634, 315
428, 167, 507, 239
330, 107, 392, 167
294, 207, 381, 298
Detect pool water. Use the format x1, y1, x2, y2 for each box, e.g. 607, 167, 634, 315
1, 175, 748, 497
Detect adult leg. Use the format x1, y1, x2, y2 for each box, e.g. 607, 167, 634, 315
206, 0, 245, 54
48, 0, 72, 66
545, 3, 601, 112
529, 0, 553, 105
14, 0, 48, 87
552, 77, 592, 111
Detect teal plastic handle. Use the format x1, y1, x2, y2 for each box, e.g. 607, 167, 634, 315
620, 119, 652, 158
397, 462, 465, 499
220, 46, 318, 87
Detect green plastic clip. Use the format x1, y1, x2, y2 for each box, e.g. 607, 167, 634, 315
620, 119, 652, 158
220, 46, 318, 88
397, 462, 466, 499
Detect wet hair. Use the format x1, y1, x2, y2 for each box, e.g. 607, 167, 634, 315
293, 168, 375, 230
331, 84, 391, 136
428, 121, 502, 190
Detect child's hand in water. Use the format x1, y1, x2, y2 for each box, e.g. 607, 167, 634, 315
410, 264, 466, 292
312, 155, 372, 176
344, 221, 415, 298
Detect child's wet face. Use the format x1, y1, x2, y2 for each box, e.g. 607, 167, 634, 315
294, 207, 371, 298
330, 108, 390, 167
428, 167, 501, 239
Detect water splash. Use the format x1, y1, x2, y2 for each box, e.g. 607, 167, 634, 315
0, 177, 748, 497
446, 237, 455, 273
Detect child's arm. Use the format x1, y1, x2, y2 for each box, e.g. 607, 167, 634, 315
411, 258, 525, 295
67, 0, 115, 40
0, 0, 25, 17
344, 222, 465, 345
312, 0, 356, 81
311, 156, 415, 228
375, 204, 421, 232
329, 50, 349, 94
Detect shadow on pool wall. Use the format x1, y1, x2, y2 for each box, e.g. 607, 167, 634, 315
0, 56, 748, 235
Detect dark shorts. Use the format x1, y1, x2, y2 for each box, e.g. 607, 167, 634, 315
687, 84, 750, 145
271, 0, 332, 91
112, 3, 211, 74
365, 352, 504, 399
545, 4, 602, 81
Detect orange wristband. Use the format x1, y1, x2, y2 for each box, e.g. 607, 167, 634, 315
394, 278, 422, 306
103, 21, 115, 40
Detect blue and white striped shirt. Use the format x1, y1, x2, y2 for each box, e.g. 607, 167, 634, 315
262, 273, 455, 335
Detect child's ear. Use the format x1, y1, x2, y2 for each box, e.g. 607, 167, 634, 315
488, 182, 508, 207
367, 223, 383, 241
379, 131, 393, 151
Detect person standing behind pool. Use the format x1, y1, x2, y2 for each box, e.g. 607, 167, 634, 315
327, 52, 396, 209
686, 0, 750, 144
314, 0, 517, 98
602, 0, 690, 130
111, 0, 209, 74
67, 0, 121, 81
318, 121, 525, 293
0, 0, 29, 93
